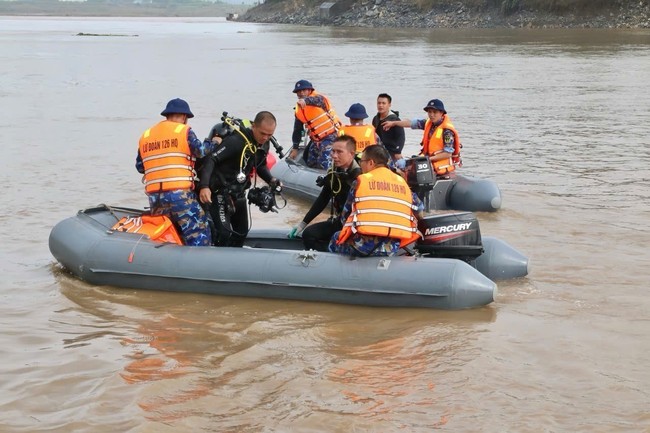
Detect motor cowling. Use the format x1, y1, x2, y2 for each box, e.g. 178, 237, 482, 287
404, 156, 436, 195
415, 211, 483, 261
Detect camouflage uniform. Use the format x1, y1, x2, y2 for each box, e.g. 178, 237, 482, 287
292, 94, 339, 170
136, 128, 214, 246
148, 190, 211, 246
307, 133, 337, 170
328, 233, 402, 257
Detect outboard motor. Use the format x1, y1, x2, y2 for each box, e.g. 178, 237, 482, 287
403, 156, 454, 211
404, 156, 435, 199
415, 211, 483, 262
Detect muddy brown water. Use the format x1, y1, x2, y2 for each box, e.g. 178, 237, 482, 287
1, 17, 649, 432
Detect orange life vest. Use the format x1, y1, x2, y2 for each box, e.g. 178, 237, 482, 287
421, 115, 462, 175
139, 120, 196, 193
111, 215, 183, 245
339, 124, 377, 152
295, 91, 342, 142
337, 167, 421, 248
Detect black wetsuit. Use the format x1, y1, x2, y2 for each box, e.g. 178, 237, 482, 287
198, 128, 273, 247
300, 161, 361, 251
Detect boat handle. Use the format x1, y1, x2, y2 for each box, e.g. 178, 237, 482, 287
297, 251, 317, 266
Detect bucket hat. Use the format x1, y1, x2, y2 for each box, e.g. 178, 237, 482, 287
422, 99, 446, 114
344, 103, 369, 120
161, 98, 194, 118
292, 79, 314, 93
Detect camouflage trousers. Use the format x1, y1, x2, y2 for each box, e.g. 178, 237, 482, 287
327, 231, 401, 256
148, 189, 212, 246
306, 134, 337, 169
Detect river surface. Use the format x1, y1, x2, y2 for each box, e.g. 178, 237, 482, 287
1, 16, 649, 432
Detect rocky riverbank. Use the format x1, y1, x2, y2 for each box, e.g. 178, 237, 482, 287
239, 0, 650, 28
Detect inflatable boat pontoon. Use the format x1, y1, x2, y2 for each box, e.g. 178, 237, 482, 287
49, 205, 528, 310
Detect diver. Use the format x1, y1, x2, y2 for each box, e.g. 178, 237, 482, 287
198, 111, 282, 247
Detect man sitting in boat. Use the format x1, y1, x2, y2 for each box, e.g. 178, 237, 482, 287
288, 135, 361, 251
288, 79, 342, 169
382, 98, 462, 177
338, 103, 378, 155
328, 145, 424, 256
198, 111, 281, 247
136, 98, 216, 246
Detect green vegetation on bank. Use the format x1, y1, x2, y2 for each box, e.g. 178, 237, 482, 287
0, 0, 250, 17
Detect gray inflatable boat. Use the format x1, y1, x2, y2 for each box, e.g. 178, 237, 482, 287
270, 158, 502, 212
49, 205, 528, 310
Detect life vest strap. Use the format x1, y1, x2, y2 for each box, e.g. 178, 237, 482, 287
141, 152, 194, 163
144, 164, 195, 175
309, 118, 335, 131
308, 110, 338, 127
308, 122, 337, 139
312, 129, 337, 141
305, 111, 329, 125
345, 220, 420, 234
144, 176, 197, 187
354, 208, 415, 220
305, 110, 340, 141
354, 195, 412, 208
111, 215, 183, 245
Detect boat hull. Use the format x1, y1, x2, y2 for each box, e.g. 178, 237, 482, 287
245, 229, 528, 282
48, 205, 507, 310
270, 159, 502, 212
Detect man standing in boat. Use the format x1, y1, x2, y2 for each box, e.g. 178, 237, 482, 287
329, 145, 424, 256
288, 135, 361, 251
372, 93, 405, 164
136, 98, 216, 246
382, 98, 462, 177
288, 79, 342, 169
338, 103, 378, 154
198, 111, 281, 247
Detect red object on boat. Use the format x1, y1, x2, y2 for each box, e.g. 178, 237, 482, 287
266, 152, 277, 169
250, 151, 278, 178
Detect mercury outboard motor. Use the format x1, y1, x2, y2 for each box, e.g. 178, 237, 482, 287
415, 211, 483, 262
